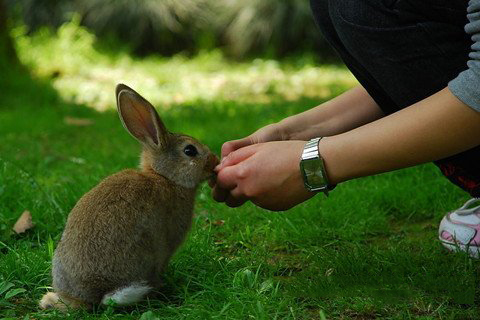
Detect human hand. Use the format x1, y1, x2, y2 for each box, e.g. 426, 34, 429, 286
220, 123, 286, 158
212, 140, 315, 211
209, 123, 287, 205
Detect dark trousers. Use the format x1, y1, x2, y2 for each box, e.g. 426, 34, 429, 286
310, 0, 480, 197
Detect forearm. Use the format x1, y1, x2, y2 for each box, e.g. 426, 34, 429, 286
279, 85, 385, 140
322, 87, 480, 184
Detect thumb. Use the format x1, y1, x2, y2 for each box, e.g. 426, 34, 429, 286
221, 137, 254, 158
216, 144, 257, 172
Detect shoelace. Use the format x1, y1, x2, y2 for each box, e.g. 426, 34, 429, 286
456, 198, 480, 216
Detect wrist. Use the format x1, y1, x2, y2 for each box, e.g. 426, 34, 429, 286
317, 136, 342, 185
279, 113, 335, 141
319, 133, 362, 186
274, 119, 293, 140
278, 117, 311, 140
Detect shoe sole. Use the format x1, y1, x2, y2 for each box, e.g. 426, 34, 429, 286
439, 237, 480, 258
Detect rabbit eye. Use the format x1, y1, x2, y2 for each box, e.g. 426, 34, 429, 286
184, 144, 198, 157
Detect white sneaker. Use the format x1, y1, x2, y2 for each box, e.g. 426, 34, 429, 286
438, 198, 480, 258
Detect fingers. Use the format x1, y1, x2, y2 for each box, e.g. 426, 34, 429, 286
225, 194, 248, 207
215, 165, 240, 189
226, 186, 249, 207
214, 186, 248, 208
212, 165, 239, 202
213, 142, 259, 208
216, 145, 257, 172
212, 184, 229, 202
212, 163, 250, 207
221, 137, 253, 158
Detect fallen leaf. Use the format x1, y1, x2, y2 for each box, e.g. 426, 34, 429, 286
13, 211, 34, 234
64, 116, 94, 126
213, 220, 225, 226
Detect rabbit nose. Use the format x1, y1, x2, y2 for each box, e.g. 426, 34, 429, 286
206, 153, 220, 172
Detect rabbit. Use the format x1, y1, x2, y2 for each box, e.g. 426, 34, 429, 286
39, 84, 219, 311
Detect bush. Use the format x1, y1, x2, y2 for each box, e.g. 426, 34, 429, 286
77, 0, 213, 55
220, 0, 326, 58
7, 0, 74, 32
7, 0, 335, 59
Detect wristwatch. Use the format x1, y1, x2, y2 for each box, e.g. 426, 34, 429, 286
299, 137, 331, 195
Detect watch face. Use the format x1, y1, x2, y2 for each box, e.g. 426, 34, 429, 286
301, 158, 326, 188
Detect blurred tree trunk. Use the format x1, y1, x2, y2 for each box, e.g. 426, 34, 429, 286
0, 0, 18, 63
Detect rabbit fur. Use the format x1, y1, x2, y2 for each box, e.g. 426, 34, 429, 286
39, 84, 219, 311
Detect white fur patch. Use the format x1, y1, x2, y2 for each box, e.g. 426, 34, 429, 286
101, 282, 152, 305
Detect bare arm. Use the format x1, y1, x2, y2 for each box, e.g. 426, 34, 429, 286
280, 85, 384, 140
322, 87, 480, 184
214, 87, 480, 210
221, 85, 384, 157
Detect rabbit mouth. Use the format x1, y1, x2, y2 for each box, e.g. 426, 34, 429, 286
205, 154, 220, 172
206, 172, 217, 184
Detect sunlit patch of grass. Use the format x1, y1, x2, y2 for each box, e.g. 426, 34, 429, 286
12, 18, 357, 111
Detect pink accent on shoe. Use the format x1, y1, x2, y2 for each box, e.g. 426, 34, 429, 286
440, 230, 453, 242
468, 221, 480, 245
440, 215, 474, 244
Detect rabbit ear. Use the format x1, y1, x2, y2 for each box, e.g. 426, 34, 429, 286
116, 84, 169, 149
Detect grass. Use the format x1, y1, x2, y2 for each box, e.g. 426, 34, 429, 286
0, 22, 479, 319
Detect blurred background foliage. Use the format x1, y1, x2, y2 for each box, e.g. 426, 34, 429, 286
1, 0, 355, 112
5, 0, 337, 59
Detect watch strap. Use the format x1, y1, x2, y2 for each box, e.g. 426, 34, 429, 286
300, 137, 331, 195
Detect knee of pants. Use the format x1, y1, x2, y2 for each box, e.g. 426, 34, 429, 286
310, 0, 394, 40
329, 0, 399, 31
309, 0, 335, 39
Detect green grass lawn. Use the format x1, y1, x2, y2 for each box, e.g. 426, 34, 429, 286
1, 24, 479, 319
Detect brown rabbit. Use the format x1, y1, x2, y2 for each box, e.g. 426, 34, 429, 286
39, 84, 219, 311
